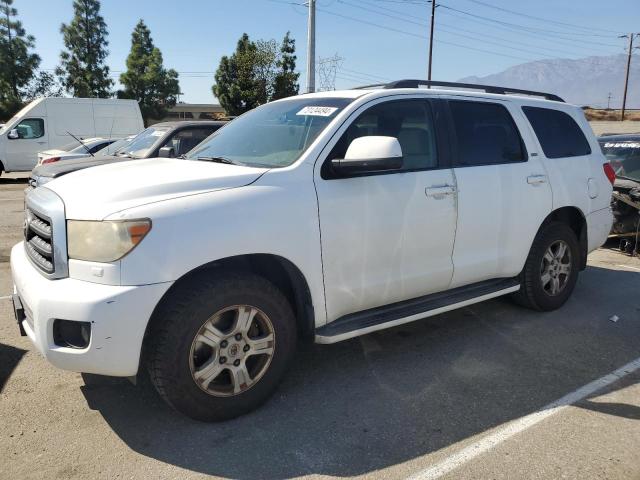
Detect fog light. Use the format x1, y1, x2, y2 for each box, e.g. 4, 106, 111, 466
53, 319, 91, 349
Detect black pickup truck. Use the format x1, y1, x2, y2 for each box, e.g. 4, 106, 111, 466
30, 120, 227, 188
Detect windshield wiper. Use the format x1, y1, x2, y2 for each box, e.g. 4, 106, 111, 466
197, 156, 238, 165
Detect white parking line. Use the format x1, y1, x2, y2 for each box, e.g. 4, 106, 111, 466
406, 357, 640, 480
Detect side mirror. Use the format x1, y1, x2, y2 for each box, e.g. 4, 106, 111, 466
7, 129, 19, 140
331, 136, 403, 177
158, 146, 175, 158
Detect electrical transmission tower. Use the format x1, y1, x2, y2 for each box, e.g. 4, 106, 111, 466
318, 54, 344, 91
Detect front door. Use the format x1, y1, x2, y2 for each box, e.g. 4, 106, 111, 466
314, 98, 458, 323
6, 117, 48, 171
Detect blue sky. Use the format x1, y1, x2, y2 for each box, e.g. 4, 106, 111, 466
15, 0, 640, 104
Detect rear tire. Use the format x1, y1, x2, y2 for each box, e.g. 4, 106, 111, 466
147, 271, 297, 422
513, 221, 580, 311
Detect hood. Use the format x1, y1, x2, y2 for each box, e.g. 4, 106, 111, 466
43, 157, 268, 220
32, 155, 123, 178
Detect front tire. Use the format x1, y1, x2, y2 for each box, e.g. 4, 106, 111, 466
147, 272, 297, 421
514, 221, 580, 311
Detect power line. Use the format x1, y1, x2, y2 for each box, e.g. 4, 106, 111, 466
437, 4, 623, 46
383, 0, 623, 39
345, 0, 608, 58
317, 6, 538, 61
437, 8, 622, 53
459, 0, 623, 35
336, 0, 604, 62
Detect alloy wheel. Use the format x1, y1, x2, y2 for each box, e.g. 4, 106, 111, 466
540, 240, 572, 296
189, 305, 275, 397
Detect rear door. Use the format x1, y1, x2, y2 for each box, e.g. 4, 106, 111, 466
446, 99, 552, 288
521, 106, 595, 215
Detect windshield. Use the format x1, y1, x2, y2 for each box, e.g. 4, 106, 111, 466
600, 140, 640, 182
186, 97, 354, 168
96, 136, 134, 156
117, 126, 169, 158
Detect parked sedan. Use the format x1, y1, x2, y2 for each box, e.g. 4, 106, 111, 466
29, 121, 227, 188
37, 137, 122, 166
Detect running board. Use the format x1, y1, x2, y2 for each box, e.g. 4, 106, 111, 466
315, 278, 520, 344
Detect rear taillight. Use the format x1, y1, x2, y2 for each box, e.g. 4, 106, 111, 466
603, 163, 616, 185
42, 157, 61, 165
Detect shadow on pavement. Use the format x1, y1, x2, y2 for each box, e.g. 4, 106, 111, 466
80, 265, 640, 479
0, 342, 27, 393
580, 399, 640, 420
0, 177, 28, 185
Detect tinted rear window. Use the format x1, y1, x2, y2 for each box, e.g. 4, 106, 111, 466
522, 106, 591, 159
449, 101, 525, 166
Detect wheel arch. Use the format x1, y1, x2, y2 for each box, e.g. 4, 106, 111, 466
540, 206, 588, 270
141, 253, 316, 367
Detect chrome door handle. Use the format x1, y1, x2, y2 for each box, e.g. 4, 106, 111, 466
527, 174, 548, 185
425, 185, 456, 198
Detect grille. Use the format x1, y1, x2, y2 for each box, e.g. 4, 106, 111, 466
25, 208, 55, 274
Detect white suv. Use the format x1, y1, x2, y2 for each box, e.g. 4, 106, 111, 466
10, 81, 614, 421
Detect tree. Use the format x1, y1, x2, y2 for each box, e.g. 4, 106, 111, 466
272, 32, 299, 100
213, 33, 261, 116
253, 39, 278, 104
0, 0, 40, 118
56, 0, 112, 97
118, 20, 179, 124
213, 32, 299, 116
24, 71, 64, 101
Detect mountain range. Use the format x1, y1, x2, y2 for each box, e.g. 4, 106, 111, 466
458, 54, 639, 108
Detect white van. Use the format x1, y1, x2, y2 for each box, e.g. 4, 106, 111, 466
0, 97, 144, 173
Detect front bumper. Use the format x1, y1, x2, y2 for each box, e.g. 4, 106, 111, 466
10, 242, 173, 376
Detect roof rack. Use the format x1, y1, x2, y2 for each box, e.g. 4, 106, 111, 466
355, 79, 564, 103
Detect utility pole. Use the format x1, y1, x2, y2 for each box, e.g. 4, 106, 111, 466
306, 0, 316, 93
427, 0, 436, 82
607, 92, 612, 110
620, 33, 638, 121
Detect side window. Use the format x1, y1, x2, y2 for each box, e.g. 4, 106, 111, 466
328, 99, 438, 171
522, 106, 591, 159
16, 118, 45, 139
449, 101, 526, 166
163, 128, 215, 156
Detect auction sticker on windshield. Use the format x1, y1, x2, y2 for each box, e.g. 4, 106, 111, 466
296, 106, 339, 117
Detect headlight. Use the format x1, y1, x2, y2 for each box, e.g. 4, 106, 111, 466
67, 219, 151, 262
